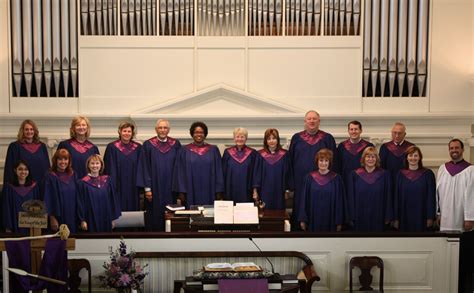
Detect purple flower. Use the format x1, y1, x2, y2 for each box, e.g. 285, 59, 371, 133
120, 273, 131, 285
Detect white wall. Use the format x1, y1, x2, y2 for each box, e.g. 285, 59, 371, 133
7, 235, 455, 293
0, 0, 473, 176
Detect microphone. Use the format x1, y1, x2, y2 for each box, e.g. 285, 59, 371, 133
248, 237, 279, 278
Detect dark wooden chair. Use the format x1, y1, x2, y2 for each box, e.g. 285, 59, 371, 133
67, 258, 92, 293
349, 256, 384, 292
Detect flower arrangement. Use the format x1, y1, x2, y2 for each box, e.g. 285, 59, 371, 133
99, 238, 148, 292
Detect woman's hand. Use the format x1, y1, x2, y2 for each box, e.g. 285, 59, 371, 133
252, 188, 259, 201
50, 216, 59, 232
300, 222, 307, 231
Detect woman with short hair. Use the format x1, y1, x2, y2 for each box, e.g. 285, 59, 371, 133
104, 121, 142, 212
222, 127, 257, 203
57, 116, 99, 178
77, 154, 120, 232
298, 149, 344, 232
347, 147, 393, 232
173, 121, 224, 206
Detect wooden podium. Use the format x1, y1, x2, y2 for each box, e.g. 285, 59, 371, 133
165, 210, 289, 232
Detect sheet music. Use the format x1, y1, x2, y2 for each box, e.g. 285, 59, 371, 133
214, 200, 234, 224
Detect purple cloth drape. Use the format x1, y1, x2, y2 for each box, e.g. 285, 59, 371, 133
5, 238, 68, 292
218, 279, 269, 293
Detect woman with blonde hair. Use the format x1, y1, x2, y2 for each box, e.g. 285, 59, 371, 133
57, 116, 99, 178
222, 127, 257, 202
104, 121, 142, 212
77, 154, 120, 232
43, 149, 79, 232
347, 147, 393, 232
3, 119, 50, 187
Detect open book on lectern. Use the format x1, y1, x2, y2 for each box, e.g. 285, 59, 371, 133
213, 201, 259, 224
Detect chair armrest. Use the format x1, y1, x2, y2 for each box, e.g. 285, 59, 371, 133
302, 264, 320, 293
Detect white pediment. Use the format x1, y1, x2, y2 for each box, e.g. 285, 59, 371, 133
134, 84, 302, 115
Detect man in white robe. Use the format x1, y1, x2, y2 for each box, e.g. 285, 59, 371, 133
436, 139, 474, 231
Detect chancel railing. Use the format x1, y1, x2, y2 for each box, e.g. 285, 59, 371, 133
362, 0, 430, 97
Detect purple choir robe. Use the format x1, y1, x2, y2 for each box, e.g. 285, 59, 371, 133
336, 139, 374, 184
253, 149, 291, 210
77, 175, 120, 232
222, 146, 257, 203
336, 139, 374, 222
347, 168, 393, 232
380, 140, 414, 180
289, 130, 336, 222
2, 182, 40, 234
298, 171, 345, 232
57, 138, 99, 179
136, 137, 181, 231
173, 143, 224, 207
43, 171, 79, 233
104, 140, 142, 212
395, 168, 436, 232
3, 141, 50, 187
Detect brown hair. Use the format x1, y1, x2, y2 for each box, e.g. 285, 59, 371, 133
347, 120, 362, 130
86, 154, 104, 174
315, 148, 334, 168
263, 128, 281, 152
118, 121, 137, 139
69, 116, 91, 138
17, 119, 40, 143
404, 145, 424, 169
51, 149, 73, 174
360, 146, 380, 168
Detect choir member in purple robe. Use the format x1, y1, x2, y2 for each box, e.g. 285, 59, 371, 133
336, 121, 374, 185
222, 127, 257, 203
289, 110, 336, 227
393, 146, 436, 232
253, 128, 292, 210
57, 116, 99, 179
137, 119, 181, 231
173, 122, 224, 207
104, 121, 142, 212
379, 122, 414, 181
44, 149, 79, 233
2, 160, 40, 234
298, 149, 344, 232
347, 147, 393, 232
3, 120, 50, 188
77, 155, 120, 232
